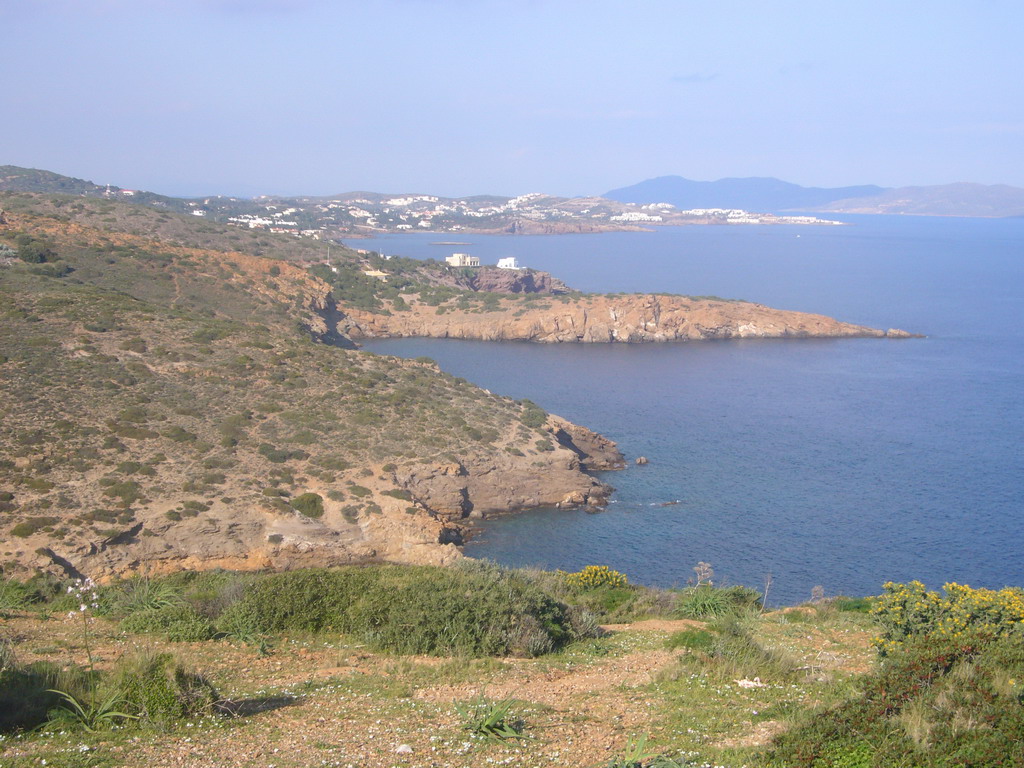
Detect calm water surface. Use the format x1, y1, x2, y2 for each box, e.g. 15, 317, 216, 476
352, 216, 1024, 605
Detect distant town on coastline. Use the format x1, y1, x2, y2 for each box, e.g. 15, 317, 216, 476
2, 166, 1022, 247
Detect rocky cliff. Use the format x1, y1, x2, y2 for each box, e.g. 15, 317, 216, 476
343, 293, 914, 343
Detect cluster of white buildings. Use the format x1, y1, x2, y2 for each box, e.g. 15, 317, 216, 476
444, 254, 521, 270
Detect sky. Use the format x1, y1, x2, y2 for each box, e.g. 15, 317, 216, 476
2, 0, 1023, 198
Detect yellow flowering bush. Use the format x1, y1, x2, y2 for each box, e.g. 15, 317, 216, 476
561, 565, 628, 591
872, 580, 1024, 655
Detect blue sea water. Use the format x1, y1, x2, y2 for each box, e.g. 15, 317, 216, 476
351, 215, 1024, 605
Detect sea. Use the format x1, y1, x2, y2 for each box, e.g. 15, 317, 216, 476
348, 215, 1024, 606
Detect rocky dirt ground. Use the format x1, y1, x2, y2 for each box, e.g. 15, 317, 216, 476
0, 609, 875, 768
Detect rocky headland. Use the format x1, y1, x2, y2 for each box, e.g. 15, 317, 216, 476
341, 292, 915, 343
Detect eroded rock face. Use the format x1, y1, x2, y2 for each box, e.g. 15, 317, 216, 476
344, 294, 913, 343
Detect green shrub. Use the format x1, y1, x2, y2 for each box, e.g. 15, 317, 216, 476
10, 516, 59, 537
116, 652, 218, 726
120, 604, 214, 642
562, 565, 629, 590
216, 568, 376, 636
770, 632, 1024, 767
217, 564, 591, 657
291, 492, 324, 518
102, 480, 143, 506
519, 399, 547, 429
872, 580, 1024, 656
162, 426, 197, 443
348, 485, 371, 498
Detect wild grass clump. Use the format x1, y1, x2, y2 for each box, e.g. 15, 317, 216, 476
661, 615, 798, 688
0, 576, 31, 616
0, 639, 214, 734
103, 575, 184, 615
455, 695, 531, 742
664, 628, 715, 653
114, 652, 219, 728
673, 584, 762, 619
0, 642, 83, 731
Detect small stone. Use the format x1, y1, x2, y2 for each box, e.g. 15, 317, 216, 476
396, 744, 413, 754
635, 456, 648, 465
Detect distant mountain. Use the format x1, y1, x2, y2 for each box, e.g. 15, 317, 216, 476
604, 176, 886, 213
815, 183, 1024, 218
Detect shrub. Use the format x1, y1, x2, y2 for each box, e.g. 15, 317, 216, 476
162, 426, 197, 443
291, 492, 324, 518
115, 652, 218, 726
519, 399, 547, 429
10, 516, 59, 537
0, 577, 30, 615
562, 565, 628, 591
120, 604, 214, 642
769, 632, 1024, 767
873, 581, 1024, 655
102, 480, 143, 506
217, 564, 590, 657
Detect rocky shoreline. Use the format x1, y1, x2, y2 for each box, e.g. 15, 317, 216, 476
20, 412, 624, 583
340, 292, 916, 343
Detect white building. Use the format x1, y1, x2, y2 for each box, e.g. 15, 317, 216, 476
446, 253, 480, 267
496, 257, 521, 270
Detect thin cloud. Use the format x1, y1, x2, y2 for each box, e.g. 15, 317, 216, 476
671, 72, 720, 84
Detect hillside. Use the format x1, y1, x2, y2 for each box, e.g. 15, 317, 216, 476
604, 176, 886, 212
606, 175, 1024, 218
814, 182, 1024, 217
0, 166, 843, 239
0, 195, 621, 581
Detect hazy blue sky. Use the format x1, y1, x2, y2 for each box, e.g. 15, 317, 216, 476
2, 0, 1022, 197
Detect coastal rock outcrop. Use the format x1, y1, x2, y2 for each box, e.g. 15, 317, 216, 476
344, 293, 915, 343
15, 409, 623, 582
453, 266, 571, 295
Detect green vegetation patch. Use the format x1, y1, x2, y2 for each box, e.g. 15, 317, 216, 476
217, 563, 597, 657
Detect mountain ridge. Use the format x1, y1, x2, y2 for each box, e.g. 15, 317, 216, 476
604, 175, 1024, 218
